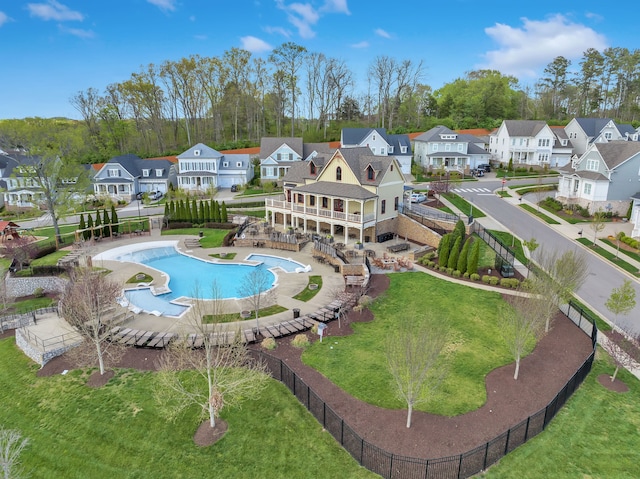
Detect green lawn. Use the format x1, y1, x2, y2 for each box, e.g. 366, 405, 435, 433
443, 192, 486, 218
9, 297, 55, 313
0, 338, 375, 479
302, 273, 526, 416
600, 238, 640, 263
292, 275, 323, 301
481, 356, 640, 478
519, 204, 561, 224
203, 304, 288, 323
161, 228, 231, 248
30, 251, 70, 267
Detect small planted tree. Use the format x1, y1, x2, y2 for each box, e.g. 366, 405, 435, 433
60, 267, 124, 376
499, 294, 545, 380
236, 267, 274, 331
457, 237, 472, 275
386, 316, 448, 428
0, 427, 29, 479
447, 236, 461, 270
605, 279, 637, 331
590, 209, 606, 246
111, 204, 119, 235
601, 331, 640, 382
466, 239, 480, 275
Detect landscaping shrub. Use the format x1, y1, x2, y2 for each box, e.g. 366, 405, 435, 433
446, 267, 454, 275
466, 240, 480, 275
470, 273, 480, 281
33, 287, 44, 298
428, 261, 435, 268
447, 236, 461, 270
291, 334, 310, 349
482, 275, 492, 284
438, 234, 451, 267
489, 276, 500, 285
261, 337, 276, 350
463, 272, 470, 279
452, 270, 461, 278
543, 196, 563, 211
500, 278, 520, 288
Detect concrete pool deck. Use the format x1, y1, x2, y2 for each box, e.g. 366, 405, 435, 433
87, 229, 347, 336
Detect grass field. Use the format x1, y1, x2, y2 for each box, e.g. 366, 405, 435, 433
302, 273, 525, 416
161, 228, 230, 248
0, 338, 375, 479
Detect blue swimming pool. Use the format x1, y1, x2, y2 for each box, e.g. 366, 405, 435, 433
245, 253, 308, 273
117, 246, 276, 301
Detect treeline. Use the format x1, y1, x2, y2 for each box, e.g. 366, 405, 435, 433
1, 44, 639, 164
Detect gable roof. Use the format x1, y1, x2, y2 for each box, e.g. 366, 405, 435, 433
341, 127, 387, 146
591, 141, 640, 170
414, 125, 457, 142
100, 154, 173, 179
260, 137, 304, 159
177, 143, 222, 160
332, 147, 395, 186
281, 158, 328, 184
386, 134, 413, 154
502, 120, 549, 137
573, 118, 615, 137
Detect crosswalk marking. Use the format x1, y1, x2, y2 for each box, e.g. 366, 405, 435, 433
452, 187, 491, 193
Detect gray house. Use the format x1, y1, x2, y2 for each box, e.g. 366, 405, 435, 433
556, 141, 640, 216
413, 126, 490, 173
93, 154, 176, 201
564, 118, 639, 156
341, 128, 412, 175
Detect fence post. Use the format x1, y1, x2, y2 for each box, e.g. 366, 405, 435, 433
504, 429, 511, 455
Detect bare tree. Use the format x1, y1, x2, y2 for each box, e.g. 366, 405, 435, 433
269, 42, 308, 136
155, 282, 269, 431
605, 279, 637, 330
0, 269, 13, 334
601, 331, 640, 382
529, 248, 589, 332
0, 427, 29, 479
614, 231, 625, 260
590, 209, 607, 246
385, 317, 448, 428
60, 268, 123, 375
236, 268, 274, 331
499, 294, 546, 380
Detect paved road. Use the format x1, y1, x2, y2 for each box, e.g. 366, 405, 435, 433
452, 175, 640, 333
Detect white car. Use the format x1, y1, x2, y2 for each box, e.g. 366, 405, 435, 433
410, 193, 426, 203
150, 191, 163, 200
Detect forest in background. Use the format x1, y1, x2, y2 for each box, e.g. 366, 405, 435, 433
1, 42, 639, 164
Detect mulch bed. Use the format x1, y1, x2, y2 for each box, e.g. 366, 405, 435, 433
33, 274, 595, 460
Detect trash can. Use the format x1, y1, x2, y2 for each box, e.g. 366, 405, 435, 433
293, 308, 300, 319
199, 231, 204, 238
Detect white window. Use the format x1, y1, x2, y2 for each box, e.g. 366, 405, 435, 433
445, 144, 451, 151
586, 159, 599, 171
194, 149, 200, 156
236, 162, 242, 167
371, 147, 376, 154
372, 135, 376, 141
604, 132, 612, 140
108, 169, 120, 177
583, 183, 592, 195
223, 161, 229, 167
457, 144, 463, 152
380, 148, 385, 155
538, 153, 549, 163
142, 169, 150, 177
389, 146, 394, 153
432, 144, 439, 152
400, 146, 407, 153
157, 169, 163, 176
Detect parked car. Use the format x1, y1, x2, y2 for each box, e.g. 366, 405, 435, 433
477, 163, 491, 172
230, 184, 240, 192
410, 193, 426, 203
135, 192, 144, 200
150, 191, 163, 200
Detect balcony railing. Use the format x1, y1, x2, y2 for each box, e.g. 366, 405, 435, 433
265, 198, 375, 224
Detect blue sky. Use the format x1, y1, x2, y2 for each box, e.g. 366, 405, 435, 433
0, 0, 633, 120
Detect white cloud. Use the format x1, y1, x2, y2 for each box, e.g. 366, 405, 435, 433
27, 1, 83, 21
320, 0, 350, 14
265, 25, 291, 38
60, 25, 95, 39
241, 35, 273, 53
374, 28, 391, 39
480, 14, 608, 79
0, 11, 12, 27
147, 0, 177, 12
351, 41, 369, 49
275, 0, 349, 39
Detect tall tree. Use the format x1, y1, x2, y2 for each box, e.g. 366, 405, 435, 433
537, 56, 571, 118
605, 280, 637, 330
269, 42, 307, 136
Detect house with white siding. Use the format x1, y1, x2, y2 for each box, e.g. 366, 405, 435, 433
176, 143, 253, 192
413, 126, 490, 173
488, 120, 557, 168
564, 118, 638, 156
340, 128, 412, 175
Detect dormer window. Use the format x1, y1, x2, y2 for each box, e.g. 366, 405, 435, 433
142, 169, 150, 177
194, 149, 200, 156
310, 163, 316, 175
389, 146, 394, 153
156, 169, 163, 176
223, 161, 229, 167
336, 166, 342, 181
367, 166, 374, 180
401, 146, 407, 153
236, 162, 242, 167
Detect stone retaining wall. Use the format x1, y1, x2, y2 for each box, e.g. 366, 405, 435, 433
6, 276, 67, 298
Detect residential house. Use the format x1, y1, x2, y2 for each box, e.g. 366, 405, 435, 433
413, 126, 490, 173
259, 137, 304, 182
631, 193, 640, 237
340, 128, 413, 175
556, 141, 640, 216
564, 118, 639, 156
0, 149, 92, 209
550, 127, 574, 169
264, 147, 405, 244
176, 143, 253, 192
489, 120, 557, 168
93, 154, 176, 200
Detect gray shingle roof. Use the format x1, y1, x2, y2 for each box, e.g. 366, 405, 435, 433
337, 147, 394, 186
414, 125, 456, 142
293, 181, 378, 200
177, 143, 222, 159
386, 134, 412, 154
593, 141, 640, 169
303, 143, 336, 159
503, 120, 548, 137
260, 137, 304, 159
102, 155, 173, 179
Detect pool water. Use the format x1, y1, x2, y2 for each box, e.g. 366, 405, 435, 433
245, 253, 307, 273
118, 246, 276, 300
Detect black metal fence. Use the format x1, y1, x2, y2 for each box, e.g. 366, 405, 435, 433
471, 222, 516, 268
253, 302, 597, 479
